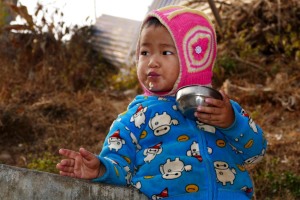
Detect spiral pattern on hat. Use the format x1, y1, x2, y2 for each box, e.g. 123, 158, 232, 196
183, 26, 215, 73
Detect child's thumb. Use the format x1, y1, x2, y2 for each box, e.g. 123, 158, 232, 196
79, 147, 95, 161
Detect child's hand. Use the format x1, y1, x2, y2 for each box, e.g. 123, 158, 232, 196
56, 147, 102, 179
195, 90, 234, 128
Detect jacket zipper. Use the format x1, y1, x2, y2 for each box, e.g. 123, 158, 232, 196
197, 127, 216, 200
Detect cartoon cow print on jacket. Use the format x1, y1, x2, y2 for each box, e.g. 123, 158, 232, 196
149, 112, 179, 136
160, 158, 192, 179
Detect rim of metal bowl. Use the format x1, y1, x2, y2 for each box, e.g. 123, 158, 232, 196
176, 85, 223, 100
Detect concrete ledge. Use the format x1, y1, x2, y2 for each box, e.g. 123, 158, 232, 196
0, 164, 147, 200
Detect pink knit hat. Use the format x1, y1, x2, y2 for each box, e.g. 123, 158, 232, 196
138, 6, 217, 96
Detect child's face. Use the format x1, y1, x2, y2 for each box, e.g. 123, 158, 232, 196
137, 25, 180, 93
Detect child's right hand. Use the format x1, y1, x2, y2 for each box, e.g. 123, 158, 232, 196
56, 147, 101, 179
195, 90, 234, 128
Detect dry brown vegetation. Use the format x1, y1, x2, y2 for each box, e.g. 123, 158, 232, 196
0, 0, 299, 199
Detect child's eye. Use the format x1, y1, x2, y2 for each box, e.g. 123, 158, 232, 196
140, 51, 149, 56
163, 51, 173, 55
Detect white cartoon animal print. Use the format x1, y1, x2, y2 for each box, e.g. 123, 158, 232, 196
133, 181, 141, 190
144, 142, 163, 163
108, 130, 125, 152
130, 132, 141, 152
196, 121, 216, 133
241, 109, 258, 133
244, 149, 266, 164
160, 158, 192, 179
214, 161, 236, 186
158, 97, 168, 101
130, 105, 147, 128
187, 141, 202, 162
149, 112, 179, 136
124, 166, 132, 185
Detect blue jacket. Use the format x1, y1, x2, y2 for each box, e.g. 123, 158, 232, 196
93, 95, 267, 199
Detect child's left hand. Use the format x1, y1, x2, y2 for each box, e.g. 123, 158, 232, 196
195, 90, 234, 128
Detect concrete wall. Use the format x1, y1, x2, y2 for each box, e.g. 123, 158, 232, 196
0, 164, 147, 200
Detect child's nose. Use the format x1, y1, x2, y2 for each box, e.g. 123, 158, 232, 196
148, 55, 160, 68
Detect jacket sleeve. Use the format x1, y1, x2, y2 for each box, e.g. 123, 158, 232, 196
92, 112, 140, 186
218, 100, 267, 165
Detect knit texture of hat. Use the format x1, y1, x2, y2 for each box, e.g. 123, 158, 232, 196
138, 6, 217, 96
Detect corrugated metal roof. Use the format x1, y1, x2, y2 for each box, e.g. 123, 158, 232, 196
148, 0, 185, 10
91, 0, 187, 67
91, 14, 141, 67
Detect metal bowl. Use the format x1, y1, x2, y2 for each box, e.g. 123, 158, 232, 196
176, 85, 223, 120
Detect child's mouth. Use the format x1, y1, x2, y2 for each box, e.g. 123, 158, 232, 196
147, 72, 159, 77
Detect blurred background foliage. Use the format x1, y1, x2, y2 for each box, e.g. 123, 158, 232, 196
0, 1, 117, 95
214, 0, 300, 82
0, 0, 299, 199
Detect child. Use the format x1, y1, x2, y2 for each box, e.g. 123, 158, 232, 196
57, 6, 267, 199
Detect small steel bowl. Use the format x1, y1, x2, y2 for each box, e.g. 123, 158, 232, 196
176, 85, 223, 120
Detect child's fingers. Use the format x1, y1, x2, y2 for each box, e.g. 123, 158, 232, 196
196, 104, 220, 114
195, 110, 222, 122
204, 97, 222, 107
59, 148, 79, 159
56, 163, 74, 172
79, 148, 96, 161
60, 159, 75, 167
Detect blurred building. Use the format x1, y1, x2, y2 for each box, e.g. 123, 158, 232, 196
91, 0, 186, 68
92, 14, 140, 67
